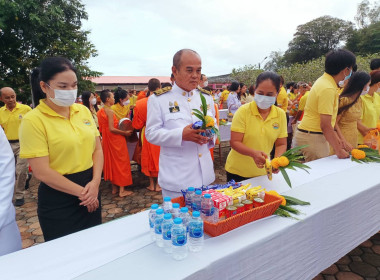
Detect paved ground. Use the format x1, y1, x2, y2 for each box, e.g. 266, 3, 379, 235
15, 143, 380, 279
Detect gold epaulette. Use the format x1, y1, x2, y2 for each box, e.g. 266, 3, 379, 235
197, 86, 211, 96
154, 86, 172, 96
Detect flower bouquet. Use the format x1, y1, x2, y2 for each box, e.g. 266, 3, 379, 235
192, 94, 220, 141
350, 145, 380, 163
265, 145, 311, 188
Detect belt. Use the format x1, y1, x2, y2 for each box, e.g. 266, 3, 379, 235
297, 128, 323, 135
8, 139, 19, 143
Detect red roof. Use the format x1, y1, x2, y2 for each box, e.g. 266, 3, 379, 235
89, 76, 171, 84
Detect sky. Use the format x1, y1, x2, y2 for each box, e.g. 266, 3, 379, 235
81, 0, 360, 77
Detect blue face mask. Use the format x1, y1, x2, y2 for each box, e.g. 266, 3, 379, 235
254, 94, 276, 110
339, 69, 352, 87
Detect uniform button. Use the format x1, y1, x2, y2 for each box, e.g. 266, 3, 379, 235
182, 92, 186, 96
188, 98, 191, 102
198, 153, 202, 158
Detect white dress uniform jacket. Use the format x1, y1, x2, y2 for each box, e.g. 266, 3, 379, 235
146, 84, 216, 193
227, 91, 241, 114
0, 127, 21, 256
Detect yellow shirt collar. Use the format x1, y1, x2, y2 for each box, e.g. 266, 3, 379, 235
37, 99, 79, 118
250, 100, 279, 120
322, 72, 338, 89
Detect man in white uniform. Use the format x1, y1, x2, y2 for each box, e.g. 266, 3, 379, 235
0, 127, 22, 256
146, 49, 216, 198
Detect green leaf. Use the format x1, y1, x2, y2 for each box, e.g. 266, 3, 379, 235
192, 112, 206, 124
280, 167, 292, 188
192, 109, 204, 116
200, 93, 208, 116
351, 157, 363, 164
282, 145, 308, 157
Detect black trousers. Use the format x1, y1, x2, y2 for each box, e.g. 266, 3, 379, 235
226, 171, 252, 183
38, 168, 102, 241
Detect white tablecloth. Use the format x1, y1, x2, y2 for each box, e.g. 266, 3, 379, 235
1, 157, 380, 280
219, 122, 231, 142
219, 109, 228, 120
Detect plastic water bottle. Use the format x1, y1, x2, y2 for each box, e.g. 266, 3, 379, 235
185, 187, 195, 210
154, 208, 164, 247
171, 217, 188, 261
162, 213, 174, 254
188, 211, 204, 252
171, 203, 180, 219
163, 197, 173, 214
201, 194, 218, 223
192, 190, 202, 211
179, 207, 191, 233
149, 204, 159, 241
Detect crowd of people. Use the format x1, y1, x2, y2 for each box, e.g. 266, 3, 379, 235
0, 48, 379, 257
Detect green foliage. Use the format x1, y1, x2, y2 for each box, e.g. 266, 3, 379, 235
0, 0, 102, 104
283, 16, 354, 65
354, 0, 380, 28
264, 51, 287, 72
346, 21, 380, 54
230, 65, 263, 86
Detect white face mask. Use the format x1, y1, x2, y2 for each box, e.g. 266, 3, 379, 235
203, 81, 208, 87
123, 100, 130, 105
46, 84, 77, 107
90, 98, 97, 105
361, 86, 370, 95
254, 94, 276, 109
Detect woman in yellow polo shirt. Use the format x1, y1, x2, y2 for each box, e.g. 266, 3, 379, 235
358, 70, 380, 144
111, 88, 130, 121
19, 57, 103, 241
225, 72, 288, 182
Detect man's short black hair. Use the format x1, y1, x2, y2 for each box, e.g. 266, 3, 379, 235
325, 49, 356, 76
370, 59, 380, 71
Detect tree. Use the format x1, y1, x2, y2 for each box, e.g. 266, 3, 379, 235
0, 0, 101, 104
283, 16, 354, 65
354, 0, 380, 28
263, 51, 286, 72
231, 65, 263, 86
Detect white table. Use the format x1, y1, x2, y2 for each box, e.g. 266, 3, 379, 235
1, 157, 380, 280
219, 122, 231, 142
219, 109, 228, 120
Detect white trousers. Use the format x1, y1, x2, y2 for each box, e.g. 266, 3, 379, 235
0, 220, 22, 256
161, 189, 182, 199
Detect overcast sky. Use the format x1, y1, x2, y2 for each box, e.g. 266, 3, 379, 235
81, 0, 360, 77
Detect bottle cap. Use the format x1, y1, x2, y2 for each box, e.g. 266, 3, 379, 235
156, 208, 164, 215
188, 187, 195, 191
174, 217, 183, 224
164, 213, 172, 220
204, 194, 211, 199
180, 207, 189, 213
164, 197, 171, 202
195, 190, 202, 195
172, 203, 180, 208
192, 211, 200, 218
151, 204, 159, 209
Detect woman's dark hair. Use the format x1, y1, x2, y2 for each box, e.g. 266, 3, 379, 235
325, 49, 356, 76
100, 89, 111, 104
30, 57, 76, 106
248, 85, 255, 95
230, 81, 240, 92
370, 70, 380, 86
338, 71, 370, 115
82, 91, 99, 112
255, 71, 281, 93
114, 87, 128, 104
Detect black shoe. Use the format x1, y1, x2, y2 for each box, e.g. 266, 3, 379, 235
15, 198, 25, 207
25, 173, 32, 190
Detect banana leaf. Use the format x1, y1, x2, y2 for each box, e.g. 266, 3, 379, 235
280, 167, 292, 188
200, 93, 208, 116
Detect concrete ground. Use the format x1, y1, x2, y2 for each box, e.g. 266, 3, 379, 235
14, 142, 380, 279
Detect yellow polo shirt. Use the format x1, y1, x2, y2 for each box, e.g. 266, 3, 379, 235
221, 90, 230, 102
0, 103, 32, 140
358, 93, 380, 144
299, 73, 339, 132
225, 101, 287, 178
19, 99, 100, 175
288, 92, 296, 101
276, 86, 288, 112
298, 91, 310, 111
129, 95, 138, 107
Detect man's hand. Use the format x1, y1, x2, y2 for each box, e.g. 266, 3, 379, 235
182, 124, 209, 145
335, 148, 350, 159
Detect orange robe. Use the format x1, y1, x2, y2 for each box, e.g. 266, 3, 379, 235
137, 91, 147, 101
97, 108, 133, 187
210, 103, 220, 160
132, 97, 160, 177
